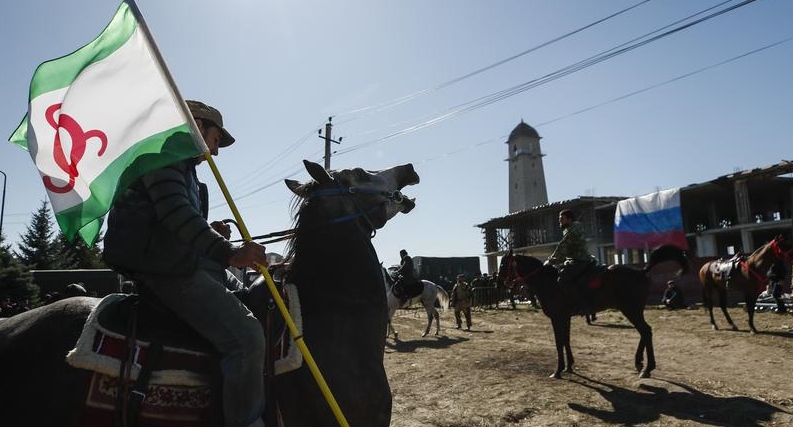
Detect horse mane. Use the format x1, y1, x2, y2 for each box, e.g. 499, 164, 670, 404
283, 181, 319, 260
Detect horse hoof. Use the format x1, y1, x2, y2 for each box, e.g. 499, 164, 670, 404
639, 371, 651, 379
550, 372, 562, 379
564, 367, 574, 373
730, 325, 739, 332
421, 332, 428, 337
711, 324, 718, 331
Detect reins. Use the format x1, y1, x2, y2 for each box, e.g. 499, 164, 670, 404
502, 255, 542, 288
229, 184, 404, 243
739, 238, 793, 290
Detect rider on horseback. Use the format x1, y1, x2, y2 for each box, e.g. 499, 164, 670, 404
393, 249, 422, 306
544, 209, 595, 315
103, 100, 269, 427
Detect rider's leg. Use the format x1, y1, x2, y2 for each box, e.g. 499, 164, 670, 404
140, 266, 265, 427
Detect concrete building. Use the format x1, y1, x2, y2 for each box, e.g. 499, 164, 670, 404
476, 120, 793, 301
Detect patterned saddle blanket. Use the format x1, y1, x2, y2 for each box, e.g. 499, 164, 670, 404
65, 286, 304, 426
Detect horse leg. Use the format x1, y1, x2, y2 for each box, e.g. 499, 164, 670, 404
745, 291, 759, 334
562, 317, 574, 374
387, 305, 399, 341
717, 287, 738, 331
703, 284, 720, 330
549, 316, 572, 378
422, 304, 433, 337
625, 311, 654, 378
432, 308, 441, 336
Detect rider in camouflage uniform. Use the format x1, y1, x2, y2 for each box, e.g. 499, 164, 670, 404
545, 209, 594, 314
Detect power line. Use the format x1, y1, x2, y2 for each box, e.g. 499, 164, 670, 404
536, 35, 793, 127
332, 0, 655, 124
216, 0, 767, 204
332, 0, 758, 157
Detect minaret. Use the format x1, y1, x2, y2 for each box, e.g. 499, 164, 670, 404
506, 120, 548, 213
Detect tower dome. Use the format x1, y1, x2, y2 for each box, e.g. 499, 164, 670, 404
508, 120, 540, 141
506, 120, 547, 213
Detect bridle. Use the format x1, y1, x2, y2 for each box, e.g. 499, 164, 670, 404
306, 184, 407, 238
500, 253, 543, 289
768, 237, 793, 263
739, 237, 793, 290
237, 183, 407, 244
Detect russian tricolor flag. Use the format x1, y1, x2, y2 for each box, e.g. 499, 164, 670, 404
614, 188, 688, 250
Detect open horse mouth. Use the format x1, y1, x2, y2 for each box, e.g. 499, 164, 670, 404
393, 164, 420, 214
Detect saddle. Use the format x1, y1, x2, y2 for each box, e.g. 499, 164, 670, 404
559, 260, 604, 291
66, 284, 304, 427
392, 277, 423, 300
708, 254, 743, 283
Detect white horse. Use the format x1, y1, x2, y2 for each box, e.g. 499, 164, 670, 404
382, 267, 450, 339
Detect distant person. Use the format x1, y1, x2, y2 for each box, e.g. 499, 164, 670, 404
661, 280, 686, 310
393, 249, 422, 305
451, 274, 473, 330
766, 259, 788, 314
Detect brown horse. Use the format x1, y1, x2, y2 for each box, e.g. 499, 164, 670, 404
0, 160, 419, 427
698, 235, 793, 334
498, 245, 688, 379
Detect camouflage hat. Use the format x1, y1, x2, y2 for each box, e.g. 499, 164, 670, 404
186, 100, 235, 147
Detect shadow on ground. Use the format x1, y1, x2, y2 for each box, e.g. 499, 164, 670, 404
385, 335, 468, 353
568, 374, 788, 427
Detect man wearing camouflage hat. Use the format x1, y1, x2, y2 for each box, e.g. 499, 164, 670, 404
103, 100, 267, 427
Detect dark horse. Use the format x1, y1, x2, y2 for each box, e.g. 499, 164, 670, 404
699, 235, 793, 334
499, 245, 688, 379
0, 159, 419, 427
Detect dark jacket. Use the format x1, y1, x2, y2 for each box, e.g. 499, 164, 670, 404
397, 255, 416, 279
103, 159, 234, 278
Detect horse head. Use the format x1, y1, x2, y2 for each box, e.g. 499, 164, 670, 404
285, 160, 419, 236
768, 234, 793, 263
498, 251, 548, 290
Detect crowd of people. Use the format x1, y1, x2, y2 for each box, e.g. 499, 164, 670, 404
0, 297, 30, 317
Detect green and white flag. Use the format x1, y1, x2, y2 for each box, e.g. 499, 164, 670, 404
8, 1, 203, 246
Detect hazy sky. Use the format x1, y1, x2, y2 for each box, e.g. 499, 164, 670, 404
2, 0, 791, 271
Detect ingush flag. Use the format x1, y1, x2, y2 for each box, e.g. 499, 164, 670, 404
8, 0, 203, 245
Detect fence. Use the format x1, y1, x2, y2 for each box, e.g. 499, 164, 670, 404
469, 286, 514, 309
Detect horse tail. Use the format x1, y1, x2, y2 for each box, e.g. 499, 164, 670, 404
644, 244, 689, 276
434, 283, 451, 312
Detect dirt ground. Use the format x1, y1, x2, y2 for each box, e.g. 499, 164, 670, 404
383, 302, 793, 427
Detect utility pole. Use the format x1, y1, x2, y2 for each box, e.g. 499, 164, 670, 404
318, 117, 342, 170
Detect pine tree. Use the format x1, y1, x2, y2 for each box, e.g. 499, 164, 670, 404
0, 231, 38, 310
14, 200, 60, 269
55, 230, 106, 269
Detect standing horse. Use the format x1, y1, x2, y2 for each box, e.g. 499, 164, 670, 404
699, 235, 792, 334
499, 245, 688, 379
0, 159, 419, 427
382, 267, 450, 339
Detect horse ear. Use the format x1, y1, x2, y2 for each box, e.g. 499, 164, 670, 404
285, 179, 307, 197
303, 160, 333, 184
